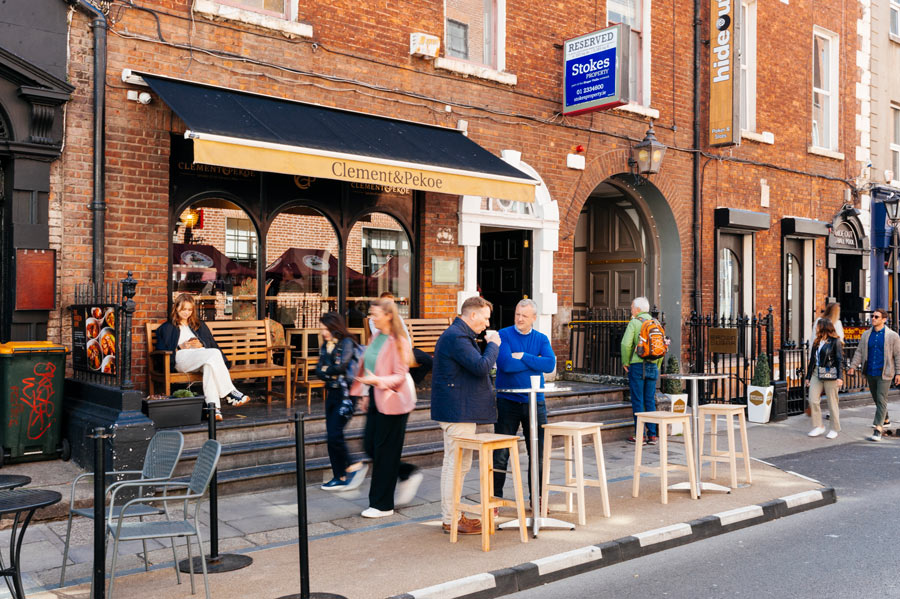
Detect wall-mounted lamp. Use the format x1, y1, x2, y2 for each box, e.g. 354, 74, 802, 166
181, 208, 201, 229
630, 121, 667, 176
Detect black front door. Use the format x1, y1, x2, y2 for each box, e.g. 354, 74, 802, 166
835, 254, 863, 318
478, 230, 532, 329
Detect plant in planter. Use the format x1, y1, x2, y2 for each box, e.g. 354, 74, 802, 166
747, 353, 774, 423
661, 356, 689, 434
142, 386, 205, 428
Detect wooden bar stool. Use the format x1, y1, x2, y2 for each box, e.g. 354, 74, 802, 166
698, 404, 752, 488
450, 433, 528, 552
632, 411, 698, 504
540, 421, 610, 525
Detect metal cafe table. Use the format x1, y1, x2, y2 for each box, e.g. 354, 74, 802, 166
0, 489, 61, 599
659, 372, 731, 497
495, 382, 576, 537
0, 477, 30, 491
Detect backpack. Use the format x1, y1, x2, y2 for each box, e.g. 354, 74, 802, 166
634, 316, 667, 360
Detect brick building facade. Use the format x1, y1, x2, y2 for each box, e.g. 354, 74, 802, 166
5, 0, 868, 392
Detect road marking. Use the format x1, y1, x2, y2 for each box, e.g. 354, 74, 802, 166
533, 546, 603, 575
780, 490, 824, 508
785, 470, 822, 484
715, 505, 764, 526
633, 522, 692, 547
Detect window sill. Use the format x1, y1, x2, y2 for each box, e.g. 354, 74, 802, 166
890, 33, 900, 45
741, 130, 775, 145
612, 103, 660, 120
433, 57, 517, 85
807, 146, 844, 160
193, 0, 313, 38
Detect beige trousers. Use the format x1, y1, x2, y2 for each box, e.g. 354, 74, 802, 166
438, 421, 477, 525
808, 374, 841, 431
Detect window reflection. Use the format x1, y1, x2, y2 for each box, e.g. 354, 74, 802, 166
718, 248, 741, 320
265, 207, 340, 329
346, 213, 411, 324
171, 200, 258, 321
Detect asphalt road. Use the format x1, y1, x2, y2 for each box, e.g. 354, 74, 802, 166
504, 440, 900, 598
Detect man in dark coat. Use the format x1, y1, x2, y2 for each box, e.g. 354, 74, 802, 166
431, 296, 500, 535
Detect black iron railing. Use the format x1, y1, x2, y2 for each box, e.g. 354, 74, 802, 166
685, 308, 774, 405
69, 273, 137, 389
566, 307, 665, 377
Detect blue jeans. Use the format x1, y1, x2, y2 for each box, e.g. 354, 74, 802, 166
493, 397, 547, 500
628, 362, 658, 437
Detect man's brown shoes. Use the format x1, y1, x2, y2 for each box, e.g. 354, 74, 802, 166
441, 515, 482, 535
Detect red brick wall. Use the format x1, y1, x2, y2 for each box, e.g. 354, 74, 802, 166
52, 0, 861, 386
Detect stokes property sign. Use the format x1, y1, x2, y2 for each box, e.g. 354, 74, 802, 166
562, 24, 630, 116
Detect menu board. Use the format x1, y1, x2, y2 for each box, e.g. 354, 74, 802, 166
72, 305, 117, 377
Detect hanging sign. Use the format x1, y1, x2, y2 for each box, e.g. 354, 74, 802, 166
708, 0, 741, 146
562, 24, 630, 116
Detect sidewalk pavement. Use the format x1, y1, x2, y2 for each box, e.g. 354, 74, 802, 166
7, 398, 893, 599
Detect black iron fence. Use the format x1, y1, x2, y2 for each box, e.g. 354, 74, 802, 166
68, 274, 137, 389
686, 309, 774, 405
566, 307, 665, 377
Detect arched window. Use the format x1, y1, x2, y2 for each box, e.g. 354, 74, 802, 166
346, 212, 412, 324
718, 247, 742, 320
265, 207, 340, 329
171, 199, 259, 321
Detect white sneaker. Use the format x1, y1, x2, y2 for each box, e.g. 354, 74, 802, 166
825, 430, 838, 439
394, 471, 423, 506
808, 427, 826, 437
361, 507, 394, 518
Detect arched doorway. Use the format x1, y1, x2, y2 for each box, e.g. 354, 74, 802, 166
574, 179, 659, 313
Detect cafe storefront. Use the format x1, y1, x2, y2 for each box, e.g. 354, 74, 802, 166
146, 75, 538, 328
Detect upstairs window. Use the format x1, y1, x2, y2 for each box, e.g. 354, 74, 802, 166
740, 0, 758, 132
892, 105, 900, 181
891, 0, 900, 38
811, 27, 839, 150
217, 0, 287, 18
607, 0, 647, 106
445, 0, 498, 68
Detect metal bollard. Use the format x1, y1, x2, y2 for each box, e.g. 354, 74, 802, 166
277, 412, 346, 599
90, 427, 110, 599
179, 404, 252, 574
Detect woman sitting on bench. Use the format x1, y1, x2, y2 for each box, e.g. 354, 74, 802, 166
156, 293, 250, 421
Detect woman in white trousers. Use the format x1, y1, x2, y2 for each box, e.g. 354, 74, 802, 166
156, 294, 250, 421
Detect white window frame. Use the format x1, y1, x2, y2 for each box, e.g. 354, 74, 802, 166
192, 0, 312, 38
225, 217, 258, 262
739, 0, 757, 133
216, 0, 287, 19
436, 0, 514, 84
891, 0, 900, 41
606, 0, 652, 108
891, 104, 900, 184
810, 26, 839, 152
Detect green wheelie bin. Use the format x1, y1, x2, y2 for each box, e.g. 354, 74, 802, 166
0, 342, 69, 466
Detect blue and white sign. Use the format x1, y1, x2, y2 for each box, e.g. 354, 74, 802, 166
563, 24, 630, 116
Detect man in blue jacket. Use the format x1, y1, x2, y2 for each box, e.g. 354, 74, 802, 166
493, 299, 556, 502
432, 296, 501, 535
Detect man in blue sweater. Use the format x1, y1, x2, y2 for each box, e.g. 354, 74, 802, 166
493, 299, 556, 501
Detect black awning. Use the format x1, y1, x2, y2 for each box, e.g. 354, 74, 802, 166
781, 217, 829, 238
143, 74, 537, 202
714, 207, 770, 231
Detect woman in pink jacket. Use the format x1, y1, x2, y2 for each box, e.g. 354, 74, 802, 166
352, 298, 422, 518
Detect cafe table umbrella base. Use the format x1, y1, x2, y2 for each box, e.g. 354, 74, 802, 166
179, 553, 253, 574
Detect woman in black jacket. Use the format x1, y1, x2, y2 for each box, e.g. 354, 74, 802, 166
316, 312, 367, 491
805, 318, 843, 439
156, 293, 249, 422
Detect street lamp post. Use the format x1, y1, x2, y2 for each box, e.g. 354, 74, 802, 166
881, 192, 900, 327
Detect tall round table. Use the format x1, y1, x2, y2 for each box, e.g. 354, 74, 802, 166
659, 372, 731, 497
495, 383, 575, 537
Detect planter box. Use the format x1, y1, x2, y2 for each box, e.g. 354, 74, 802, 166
662, 393, 689, 435
747, 385, 774, 423
142, 396, 204, 428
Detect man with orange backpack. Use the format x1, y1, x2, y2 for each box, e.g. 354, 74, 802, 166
620, 297, 667, 445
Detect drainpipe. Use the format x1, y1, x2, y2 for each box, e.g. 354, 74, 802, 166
67, 0, 107, 289
692, 0, 702, 316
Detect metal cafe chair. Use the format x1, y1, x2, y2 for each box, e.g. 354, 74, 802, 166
106, 439, 222, 599
60, 430, 185, 585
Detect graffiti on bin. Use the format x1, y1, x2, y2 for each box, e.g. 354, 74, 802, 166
8, 362, 56, 440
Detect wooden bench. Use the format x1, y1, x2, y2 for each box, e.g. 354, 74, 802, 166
405, 317, 453, 353
146, 320, 292, 402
